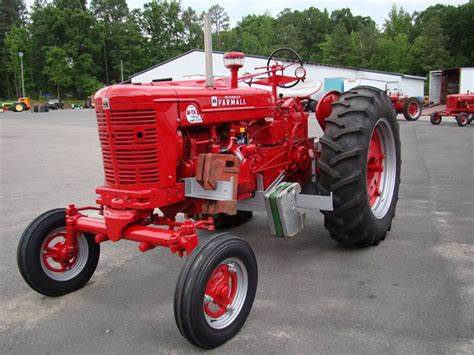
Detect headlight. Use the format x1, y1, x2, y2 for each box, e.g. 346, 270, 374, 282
223, 52, 245, 69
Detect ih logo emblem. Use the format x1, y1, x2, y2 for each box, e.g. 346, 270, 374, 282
211, 96, 218, 107
185, 104, 203, 123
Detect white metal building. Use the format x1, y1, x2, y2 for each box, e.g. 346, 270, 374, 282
129, 49, 425, 99
429, 67, 474, 104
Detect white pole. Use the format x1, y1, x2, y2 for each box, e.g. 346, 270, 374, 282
204, 13, 213, 88
18, 52, 25, 98
120, 59, 124, 83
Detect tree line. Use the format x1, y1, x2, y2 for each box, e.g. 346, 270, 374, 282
0, 0, 472, 100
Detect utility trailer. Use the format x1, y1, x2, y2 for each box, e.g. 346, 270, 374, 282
17, 42, 401, 348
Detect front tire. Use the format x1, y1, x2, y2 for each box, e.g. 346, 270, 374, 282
14, 103, 24, 112
430, 112, 442, 125
402, 98, 422, 121
455, 113, 468, 127
174, 234, 257, 348
17, 209, 100, 297
318, 86, 401, 247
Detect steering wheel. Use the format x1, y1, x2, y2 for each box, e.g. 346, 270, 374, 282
266, 48, 304, 88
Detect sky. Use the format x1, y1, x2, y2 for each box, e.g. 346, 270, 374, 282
24, 0, 469, 26
126, 0, 469, 26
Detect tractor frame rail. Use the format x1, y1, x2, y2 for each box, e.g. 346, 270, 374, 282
64, 204, 214, 257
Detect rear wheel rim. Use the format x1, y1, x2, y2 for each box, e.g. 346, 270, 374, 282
40, 228, 89, 281
204, 257, 248, 329
367, 118, 397, 219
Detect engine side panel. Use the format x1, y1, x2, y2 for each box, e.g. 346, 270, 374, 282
176, 86, 275, 127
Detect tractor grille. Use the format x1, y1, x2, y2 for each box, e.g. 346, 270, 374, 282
97, 109, 160, 186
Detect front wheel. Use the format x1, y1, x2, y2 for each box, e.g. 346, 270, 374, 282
430, 112, 442, 125
455, 112, 468, 127
14, 103, 25, 112
174, 234, 257, 348
17, 209, 100, 297
318, 86, 401, 247
403, 98, 422, 121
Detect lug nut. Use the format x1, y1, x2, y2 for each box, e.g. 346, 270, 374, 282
204, 294, 213, 304
227, 263, 237, 273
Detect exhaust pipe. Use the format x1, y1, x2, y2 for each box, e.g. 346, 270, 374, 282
204, 13, 213, 87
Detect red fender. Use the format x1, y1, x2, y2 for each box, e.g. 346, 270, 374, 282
316, 90, 341, 130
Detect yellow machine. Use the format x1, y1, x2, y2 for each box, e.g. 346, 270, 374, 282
13, 97, 31, 112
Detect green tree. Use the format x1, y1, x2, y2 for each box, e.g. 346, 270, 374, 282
331, 8, 374, 33
91, 0, 146, 84
141, 1, 184, 64
28, 3, 103, 96
370, 33, 412, 73
410, 16, 450, 75
297, 7, 331, 61
384, 5, 413, 39
207, 4, 229, 49
182, 7, 203, 49
53, 0, 86, 11
4, 25, 31, 97
321, 23, 351, 66
0, 0, 25, 41
43, 46, 73, 99
273, 9, 303, 51
91, 0, 129, 22
347, 23, 378, 68
0, 0, 26, 98
413, 2, 474, 67
229, 14, 275, 55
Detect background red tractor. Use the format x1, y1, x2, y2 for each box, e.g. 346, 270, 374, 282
17, 45, 401, 348
388, 92, 422, 121
430, 93, 474, 126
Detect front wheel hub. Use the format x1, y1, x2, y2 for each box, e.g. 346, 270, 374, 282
408, 102, 420, 117
203, 257, 248, 329
40, 230, 90, 281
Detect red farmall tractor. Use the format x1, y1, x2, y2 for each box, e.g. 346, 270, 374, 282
388, 92, 422, 121
17, 48, 401, 348
430, 92, 474, 126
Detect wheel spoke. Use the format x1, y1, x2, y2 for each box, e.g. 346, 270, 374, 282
367, 163, 383, 172
43, 246, 59, 257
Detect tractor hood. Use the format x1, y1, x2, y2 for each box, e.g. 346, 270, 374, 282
95, 81, 276, 127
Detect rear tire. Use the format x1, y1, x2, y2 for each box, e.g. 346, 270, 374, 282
455, 112, 468, 127
317, 86, 401, 247
17, 209, 100, 297
174, 234, 257, 348
402, 98, 421, 121
430, 112, 442, 125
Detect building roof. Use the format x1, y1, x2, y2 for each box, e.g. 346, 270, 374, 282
130, 49, 426, 81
